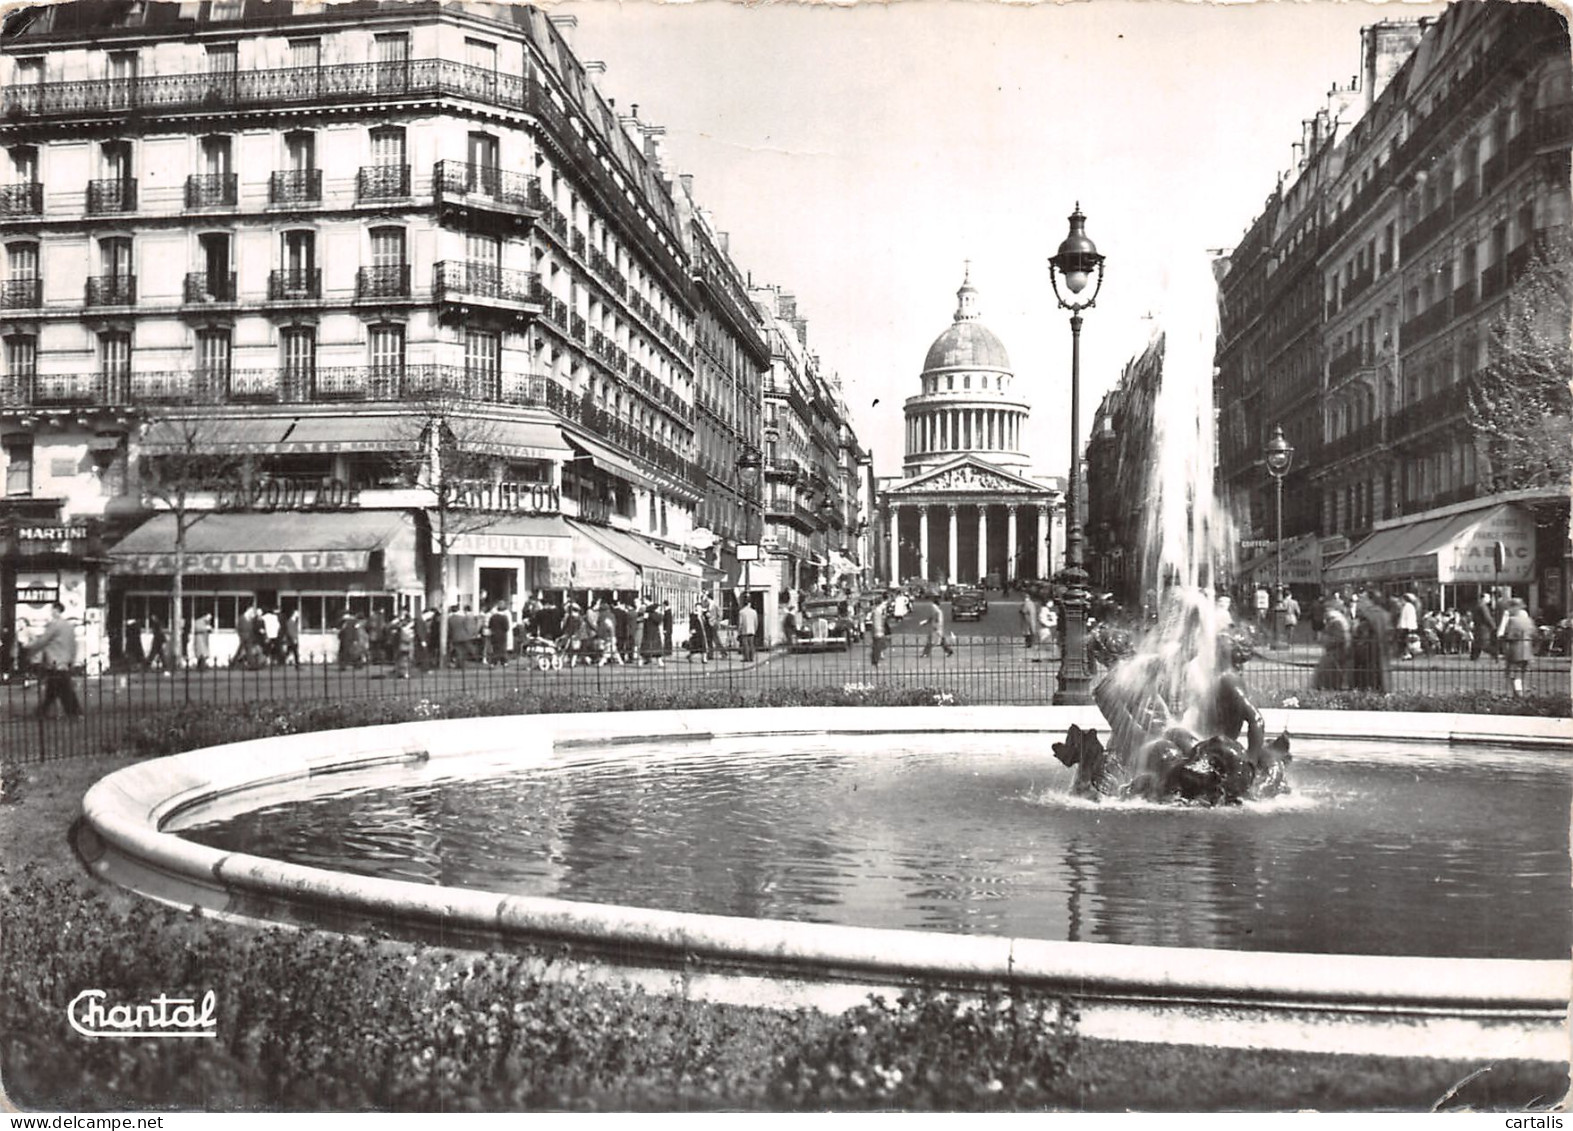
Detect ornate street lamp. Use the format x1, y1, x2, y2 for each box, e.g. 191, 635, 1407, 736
1264, 424, 1295, 649
1047, 203, 1105, 705
736, 445, 763, 615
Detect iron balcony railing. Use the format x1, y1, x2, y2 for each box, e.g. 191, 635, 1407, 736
184, 173, 238, 209
84, 274, 136, 307
1327, 344, 1371, 383
357, 164, 411, 201
1400, 200, 1452, 261
356, 265, 412, 300
184, 271, 237, 303
1389, 381, 1471, 441
269, 169, 322, 205
86, 178, 136, 214
1399, 297, 1452, 344
1453, 281, 1477, 318
0, 277, 42, 309
1479, 262, 1508, 304
1, 58, 530, 120
432, 261, 542, 307
0, 181, 43, 216
268, 268, 322, 301
432, 160, 539, 214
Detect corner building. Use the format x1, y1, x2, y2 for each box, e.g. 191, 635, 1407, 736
0, 0, 739, 660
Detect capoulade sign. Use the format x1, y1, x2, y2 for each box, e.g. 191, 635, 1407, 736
112, 550, 372, 575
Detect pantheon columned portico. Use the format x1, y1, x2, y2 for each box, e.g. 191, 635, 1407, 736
878, 271, 1065, 588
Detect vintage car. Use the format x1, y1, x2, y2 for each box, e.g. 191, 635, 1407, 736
951, 587, 988, 621
788, 597, 860, 652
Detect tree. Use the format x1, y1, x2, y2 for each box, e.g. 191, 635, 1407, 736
395, 375, 520, 666
1467, 236, 1573, 492
136, 412, 250, 671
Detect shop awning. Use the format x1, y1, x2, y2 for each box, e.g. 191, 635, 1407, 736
564, 434, 657, 490
468, 420, 575, 461
107, 510, 415, 576
682, 555, 727, 583
1323, 504, 1536, 586
440, 513, 574, 558
275, 415, 404, 454
566, 519, 691, 591
1237, 534, 1323, 587
140, 418, 297, 454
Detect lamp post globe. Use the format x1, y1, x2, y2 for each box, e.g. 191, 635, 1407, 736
1048, 204, 1105, 706
1264, 424, 1295, 649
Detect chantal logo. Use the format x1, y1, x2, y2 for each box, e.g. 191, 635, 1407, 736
68, 989, 218, 1039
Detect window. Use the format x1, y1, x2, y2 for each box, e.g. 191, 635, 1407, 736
99, 331, 130, 400
205, 44, 237, 98
101, 235, 132, 279
465, 38, 498, 96
464, 328, 500, 396
281, 230, 315, 290
374, 33, 409, 92
196, 233, 230, 299
281, 326, 315, 384
467, 132, 499, 193
369, 324, 405, 378
285, 131, 315, 173
371, 226, 405, 267
370, 127, 405, 168
9, 146, 37, 184
196, 328, 231, 383
3, 434, 33, 496
107, 50, 137, 83
101, 139, 132, 183
201, 135, 232, 178
7, 241, 37, 280
466, 232, 501, 290
289, 38, 320, 69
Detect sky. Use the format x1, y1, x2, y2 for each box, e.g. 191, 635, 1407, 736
557, 0, 1454, 481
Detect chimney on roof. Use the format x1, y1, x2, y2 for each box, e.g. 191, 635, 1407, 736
583, 61, 606, 74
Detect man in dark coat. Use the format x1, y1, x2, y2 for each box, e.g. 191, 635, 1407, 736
1351, 590, 1392, 692
1470, 592, 1497, 661
488, 602, 511, 666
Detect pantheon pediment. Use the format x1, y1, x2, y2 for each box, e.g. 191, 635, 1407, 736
886, 456, 1059, 497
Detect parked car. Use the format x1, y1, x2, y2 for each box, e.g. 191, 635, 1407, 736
951, 587, 988, 621
788, 597, 859, 652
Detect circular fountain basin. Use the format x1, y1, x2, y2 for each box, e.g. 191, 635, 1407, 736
78, 706, 1573, 1061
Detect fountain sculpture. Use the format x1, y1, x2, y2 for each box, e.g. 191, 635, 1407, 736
1057, 255, 1292, 806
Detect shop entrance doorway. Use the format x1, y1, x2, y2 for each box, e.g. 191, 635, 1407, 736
478, 566, 517, 611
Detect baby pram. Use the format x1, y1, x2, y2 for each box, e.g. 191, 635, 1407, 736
522, 634, 564, 671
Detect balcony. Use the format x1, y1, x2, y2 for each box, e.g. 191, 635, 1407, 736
1389, 381, 1471, 441
1481, 152, 1507, 195
184, 173, 237, 210
183, 271, 236, 304
0, 182, 42, 217
356, 164, 410, 202
268, 169, 322, 205
1327, 344, 1372, 383
1400, 297, 1451, 344
86, 178, 136, 214
1505, 242, 1534, 287
569, 312, 586, 342
267, 268, 321, 302
1452, 281, 1476, 318
1, 58, 531, 122
1399, 201, 1451, 260
0, 277, 41, 309
432, 261, 542, 323
355, 265, 411, 301
432, 160, 539, 225
84, 274, 135, 307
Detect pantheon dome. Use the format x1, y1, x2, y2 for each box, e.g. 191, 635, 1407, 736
903, 269, 1031, 476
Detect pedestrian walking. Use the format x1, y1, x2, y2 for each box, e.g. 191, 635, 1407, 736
1498, 597, 1536, 696
1313, 596, 1351, 690
191, 611, 213, 671
1281, 590, 1300, 644
26, 601, 82, 719
868, 594, 889, 667
1037, 599, 1060, 660
1351, 590, 1391, 692
1470, 592, 1498, 661
660, 601, 674, 657
917, 592, 954, 659
148, 614, 169, 673
737, 600, 759, 663
687, 603, 712, 662
280, 608, 301, 668
1019, 591, 1038, 652
393, 614, 415, 679
638, 598, 666, 666
488, 602, 511, 666
123, 617, 145, 670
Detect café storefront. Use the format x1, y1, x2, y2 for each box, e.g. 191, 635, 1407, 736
1322, 502, 1540, 612
105, 509, 423, 663
2, 515, 110, 674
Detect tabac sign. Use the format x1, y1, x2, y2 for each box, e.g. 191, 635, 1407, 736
1442, 505, 1535, 584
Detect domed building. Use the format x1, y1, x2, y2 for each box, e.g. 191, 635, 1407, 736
879, 269, 1064, 588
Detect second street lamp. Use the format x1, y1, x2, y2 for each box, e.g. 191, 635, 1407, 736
736, 445, 763, 631
1264, 424, 1295, 649
1048, 203, 1105, 705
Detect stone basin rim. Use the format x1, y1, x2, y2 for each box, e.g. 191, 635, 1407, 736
79, 705, 1573, 1024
